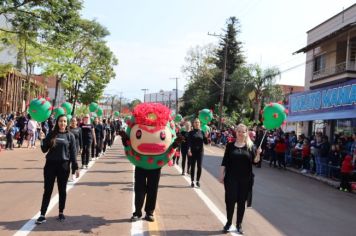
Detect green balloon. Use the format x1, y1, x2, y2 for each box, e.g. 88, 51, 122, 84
89, 102, 98, 112
96, 107, 103, 117
67, 114, 72, 122
61, 102, 72, 115
201, 124, 210, 133
174, 114, 183, 123
114, 111, 120, 117
28, 98, 52, 122
199, 109, 213, 124
53, 107, 66, 119
262, 103, 287, 130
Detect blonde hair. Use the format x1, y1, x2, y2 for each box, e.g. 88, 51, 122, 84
236, 123, 254, 150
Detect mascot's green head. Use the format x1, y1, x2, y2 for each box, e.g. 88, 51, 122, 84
124, 103, 176, 169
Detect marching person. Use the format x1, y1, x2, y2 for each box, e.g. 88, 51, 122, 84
36, 114, 79, 224
69, 117, 82, 181
188, 118, 208, 188
219, 123, 262, 234
180, 121, 192, 175
80, 114, 96, 169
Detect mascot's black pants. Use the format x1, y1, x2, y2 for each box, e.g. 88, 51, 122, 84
134, 167, 161, 217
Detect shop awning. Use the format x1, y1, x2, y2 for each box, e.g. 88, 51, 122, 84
287, 109, 356, 122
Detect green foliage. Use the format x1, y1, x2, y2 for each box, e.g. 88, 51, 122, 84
180, 17, 281, 126
74, 104, 89, 117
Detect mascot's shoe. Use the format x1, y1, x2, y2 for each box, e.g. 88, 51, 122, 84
144, 214, 155, 222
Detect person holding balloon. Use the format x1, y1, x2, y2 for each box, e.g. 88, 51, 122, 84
35, 114, 79, 224
219, 123, 262, 234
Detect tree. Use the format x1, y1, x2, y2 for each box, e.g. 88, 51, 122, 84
42, 19, 118, 113
180, 44, 217, 116
0, 0, 83, 105
243, 64, 281, 121
208, 16, 245, 114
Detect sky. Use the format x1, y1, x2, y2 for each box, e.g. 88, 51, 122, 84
81, 0, 356, 101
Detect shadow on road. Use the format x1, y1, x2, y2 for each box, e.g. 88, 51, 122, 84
0, 215, 131, 232
147, 229, 226, 235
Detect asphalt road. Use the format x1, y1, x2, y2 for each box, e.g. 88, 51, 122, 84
0, 142, 355, 236
203, 145, 356, 236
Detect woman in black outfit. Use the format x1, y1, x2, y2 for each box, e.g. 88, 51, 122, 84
180, 121, 192, 175
219, 123, 261, 234
188, 118, 208, 188
69, 117, 82, 181
80, 114, 96, 169
36, 114, 79, 224
92, 117, 104, 159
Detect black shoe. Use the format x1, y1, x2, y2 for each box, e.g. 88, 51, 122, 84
191, 182, 194, 187
237, 225, 244, 234
57, 213, 65, 222
35, 215, 46, 224
130, 213, 142, 222
196, 181, 200, 187
222, 223, 231, 233
144, 214, 155, 222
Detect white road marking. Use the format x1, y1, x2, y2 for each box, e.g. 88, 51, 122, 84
131, 166, 144, 236
14, 157, 98, 236
173, 164, 239, 235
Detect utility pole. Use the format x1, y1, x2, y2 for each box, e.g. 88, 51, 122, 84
208, 32, 228, 130
141, 88, 148, 102
170, 77, 179, 113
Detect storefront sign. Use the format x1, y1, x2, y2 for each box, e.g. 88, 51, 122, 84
289, 80, 356, 115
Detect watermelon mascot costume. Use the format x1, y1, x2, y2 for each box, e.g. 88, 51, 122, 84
120, 103, 181, 222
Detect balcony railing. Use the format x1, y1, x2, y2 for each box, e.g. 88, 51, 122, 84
312, 61, 356, 81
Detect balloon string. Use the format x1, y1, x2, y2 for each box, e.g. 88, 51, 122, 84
258, 130, 267, 150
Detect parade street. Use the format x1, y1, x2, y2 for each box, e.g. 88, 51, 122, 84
0, 140, 355, 236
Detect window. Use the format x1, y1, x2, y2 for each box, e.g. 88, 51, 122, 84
314, 54, 326, 72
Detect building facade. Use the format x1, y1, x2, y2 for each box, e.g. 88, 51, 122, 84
289, 4, 356, 137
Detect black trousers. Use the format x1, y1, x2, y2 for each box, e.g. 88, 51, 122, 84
40, 161, 70, 215
276, 152, 286, 168
181, 146, 190, 173
5, 133, 13, 149
95, 138, 103, 157
134, 167, 161, 216
82, 141, 92, 165
103, 136, 110, 152
340, 173, 351, 191
224, 178, 250, 226
190, 151, 203, 182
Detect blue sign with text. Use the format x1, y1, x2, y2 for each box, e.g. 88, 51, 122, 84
289, 80, 356, 115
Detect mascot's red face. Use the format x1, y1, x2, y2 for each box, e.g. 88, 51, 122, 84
130, 123, 173, 155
